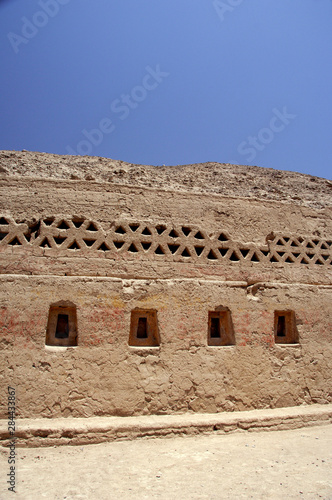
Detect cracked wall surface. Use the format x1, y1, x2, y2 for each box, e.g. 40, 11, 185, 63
0, 150, 331, 418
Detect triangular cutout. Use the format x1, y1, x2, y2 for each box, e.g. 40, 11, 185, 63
142, 242, 152, 251
229, 251, 240, 261
194, 231, 204, 240
168, 244, 180, 254
87, 222, 98, 232
218, 233, 228, 242
321, 242, 328, 249
142, 227, 152, 236
270, 255, 279, 262
115, 226, 126, 234
9, 236, 22, 246
207, 249, 217, 260
251, 252, 260, 262
72, 218, 84, 228
156, 225, 166, 235
98, 242, 110, 251
69, 240, 80, 250
0, 232, 8, 241
321, 254, 329, 261
194, 246, 204, 256
306, 241, 314, 248
290, 240, 299, 247
40, 237, 51, 248
300, 257, 309, 265
261, 250, 269, 257
169, 229, 178, 238
307, 253, 315, 259
128, 243, 138, 253
181, 247, 191, 257
283, 237, 290, 242
315, 258, 324, 265
291, 253, 300, 259
129, 224, 139, 232
276, 239, 284, 245
277, 251, 285, 257
43, 217, 55, 226
285, 256, 294, 263
182, 227, 191, 236
218, 248, 228, 257
155, 245, 165, 255
240, 249, 249, 258
54, 236, 67, 246
83, 239, 96, 247
0, 217, 9, 225
114, 241, 124, 249
58, 220, 70, 230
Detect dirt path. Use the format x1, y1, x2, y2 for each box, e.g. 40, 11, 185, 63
1, 424, 331, 499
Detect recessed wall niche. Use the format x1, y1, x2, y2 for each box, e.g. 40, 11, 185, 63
129, 309, 160, 347
274, 310, 299, 344
208, 308, 235, 346
46, 301, 78, 347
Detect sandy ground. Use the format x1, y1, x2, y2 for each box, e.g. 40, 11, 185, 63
1, 425, 332, 500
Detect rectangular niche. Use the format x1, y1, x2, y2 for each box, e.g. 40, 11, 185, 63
46, 303, 78, 347
208, 309, 235, 346
129, 309, 160, 347
274, 310, 299, 344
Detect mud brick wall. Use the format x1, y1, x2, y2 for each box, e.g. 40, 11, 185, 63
0, 151, 331, 418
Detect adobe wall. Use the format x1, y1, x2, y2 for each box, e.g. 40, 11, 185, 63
0, 151, 331, 419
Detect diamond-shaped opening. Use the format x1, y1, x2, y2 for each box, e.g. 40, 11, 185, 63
156, 224, 166, 235
218, 248, 228, 257
9, 236, 22, 246
115, 226, 126, 234
141, 227, 152, 236
182, 227, 191, 236
141, 242, 152, 251
218, 233, 228, 242
129, 224, 140, 232
207, 249, 218, 260
54, 236, 67, 246
194, 246, 204, 256
169, 229, 178, 238
128, 243, 138, 253
83, 239, 96, 247
68, 240, 80, 250
155, 245, 165, 255
270, 255, 279, 262
0, 217, 9, 225
240, 249, 249, 258
97, 242, 109, 251
168, 244, 180, 254
40, 238, 51, 248
181, 247, 191, 257
43, 217, 55, 226
194, 231, 204, 240
58, 220, 70, 230
72, 217, 85, 228
298, 237, 304, 243
229, 251, 240, 261
114, 241, 124, 249
0, 231, 8, 241
87, 222, 98, 232
251, 252, 260, 262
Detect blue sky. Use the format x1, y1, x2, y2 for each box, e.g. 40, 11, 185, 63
0, 0, 331, 179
